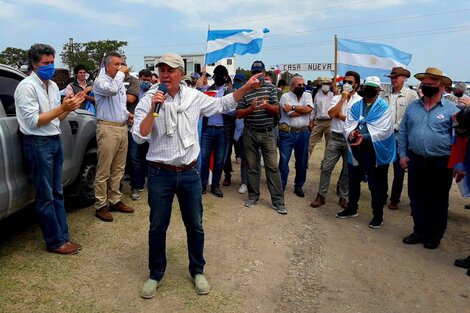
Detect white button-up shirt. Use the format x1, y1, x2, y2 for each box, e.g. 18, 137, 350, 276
132, 84, 237, 166
312, 90, 334, 120
279, 91, 313, 128
14, 72, 61, 136
94, 71, 129, 123
328, 93, 362, 134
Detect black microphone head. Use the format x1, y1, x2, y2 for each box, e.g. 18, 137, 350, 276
157, 84, 168, 93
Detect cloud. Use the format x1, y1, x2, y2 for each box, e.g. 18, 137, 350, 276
25, 0, 135, 26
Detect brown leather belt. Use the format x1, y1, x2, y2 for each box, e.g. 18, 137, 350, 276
97, 120, 127, 127
279, 123, 309, 133
149, 159, 198, 172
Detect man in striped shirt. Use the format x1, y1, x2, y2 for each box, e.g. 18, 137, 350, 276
132, 52, 262, 299
236, 60, 287, 215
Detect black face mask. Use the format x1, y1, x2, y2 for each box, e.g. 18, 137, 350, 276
421, 85, 440, 98
214, 75, 226, 86
363, 86, 378, 99
454, 91, 464, 98
293, 87, 304, 97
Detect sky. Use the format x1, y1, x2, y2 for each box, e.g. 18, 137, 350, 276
1, 0, 469, 85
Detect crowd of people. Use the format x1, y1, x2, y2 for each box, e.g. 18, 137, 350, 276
13, 43, 470, 299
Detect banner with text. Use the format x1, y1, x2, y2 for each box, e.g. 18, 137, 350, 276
278, 63, 334, 72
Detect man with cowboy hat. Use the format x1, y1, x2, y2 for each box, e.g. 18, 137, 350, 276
381, 67, 418, 210
398, 67, 459, 249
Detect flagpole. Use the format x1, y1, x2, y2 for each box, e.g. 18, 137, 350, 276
204, 24, 210, 66
333, 34, 338, 94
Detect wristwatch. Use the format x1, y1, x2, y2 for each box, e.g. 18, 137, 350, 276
291, 105, 296, 112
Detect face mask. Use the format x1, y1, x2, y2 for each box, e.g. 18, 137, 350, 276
343, 83, 353, 93
454, 91, 464, 98
233, 81, 243, 89
421, 86, 439, 98
140, 81, 152, 92
37, 64, 55, 80
322, 85, 330, 93
214, 75, 226, 86
293, 87, 305, 97
363, 86, 378, 99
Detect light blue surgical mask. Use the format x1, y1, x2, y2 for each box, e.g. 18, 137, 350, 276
37, 64, 55, 80
140, 81, 152, 92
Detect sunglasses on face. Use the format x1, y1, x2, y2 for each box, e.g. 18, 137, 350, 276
296, 84, 305, 87
343, 80, 354, 85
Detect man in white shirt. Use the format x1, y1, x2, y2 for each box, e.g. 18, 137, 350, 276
15, 44, 84, 255
93, 52, 134, 222
308, 77, 334, 159
132, 52, 261, 299
278, 76, 313, 197
311, 71, 362, 209
381, 67, 418, 210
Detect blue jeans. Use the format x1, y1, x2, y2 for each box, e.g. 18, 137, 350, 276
200, 126, 227, 188
22, 135, 69, 249
128, 132, 149, 190
278, 129, 310, 190
147, 165, 205, 281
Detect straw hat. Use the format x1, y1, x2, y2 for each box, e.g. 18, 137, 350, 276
414, 67, 452, 87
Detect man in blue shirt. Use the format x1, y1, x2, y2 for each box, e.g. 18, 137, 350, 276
398, 67, 459, 249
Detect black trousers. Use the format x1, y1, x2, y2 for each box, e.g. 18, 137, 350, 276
407, 152, 453, 241
348, 144, 389, 220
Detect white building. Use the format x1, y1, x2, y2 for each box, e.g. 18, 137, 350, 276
144, 53, 236, 78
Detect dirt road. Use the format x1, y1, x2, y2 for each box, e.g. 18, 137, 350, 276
1, 142, 470, 313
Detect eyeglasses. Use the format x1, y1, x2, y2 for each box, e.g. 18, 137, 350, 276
343, 80, 354, 85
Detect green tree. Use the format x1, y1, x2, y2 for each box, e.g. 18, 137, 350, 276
60, 40, 128, 73
0, 47, 28, 68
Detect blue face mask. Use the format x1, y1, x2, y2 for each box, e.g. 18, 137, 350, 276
37, 63, 55, 80
140, 81, 152, 92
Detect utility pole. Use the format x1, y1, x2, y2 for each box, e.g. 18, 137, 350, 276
68, 37, 73, 74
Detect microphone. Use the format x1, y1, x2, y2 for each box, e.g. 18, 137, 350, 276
153, 84, 168, 117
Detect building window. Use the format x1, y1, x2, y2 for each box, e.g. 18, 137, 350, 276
227, 59, 232, 65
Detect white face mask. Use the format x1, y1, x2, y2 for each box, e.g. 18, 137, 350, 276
322, 85, 330, 93
343, 83, 353, 93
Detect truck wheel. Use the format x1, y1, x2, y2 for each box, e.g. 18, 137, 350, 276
77, 149, 97, 205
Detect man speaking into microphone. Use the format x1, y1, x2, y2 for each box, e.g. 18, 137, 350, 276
132, 52, 262, 298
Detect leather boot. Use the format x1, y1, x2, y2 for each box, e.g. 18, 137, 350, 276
310, 193, 325, 208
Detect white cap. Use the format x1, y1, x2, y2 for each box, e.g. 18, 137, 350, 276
364, 76, 381, 88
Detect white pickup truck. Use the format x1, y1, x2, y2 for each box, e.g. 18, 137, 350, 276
0, 64, 97, 220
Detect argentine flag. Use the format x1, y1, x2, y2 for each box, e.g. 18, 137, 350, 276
337, 38, 412, 83
205, 28, 269, 65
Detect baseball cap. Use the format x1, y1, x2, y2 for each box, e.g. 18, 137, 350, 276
156, 52, 184, 69
190, 72, 200, 79
454, 81, 467, 91
251, 60, 265, 73
364, 76, 381, 88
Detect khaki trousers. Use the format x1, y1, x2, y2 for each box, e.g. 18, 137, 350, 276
94, 123, 128, 209
308, 119, 331, 159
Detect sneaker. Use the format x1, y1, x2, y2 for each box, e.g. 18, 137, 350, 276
272, 203, 288, 215
236, 157, 242, 164
140, 279, 159, 299
238, 183, 247, 194
368, 218, 383, 229
192, 274, 210, 295
131, 189, 141, 201
244, 198, 259, 208
335, 209, 358, 219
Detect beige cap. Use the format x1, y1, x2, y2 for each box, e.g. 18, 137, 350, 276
156, 52, 184, 69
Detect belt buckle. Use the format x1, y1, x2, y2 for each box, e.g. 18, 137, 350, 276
279, 123, 290, 133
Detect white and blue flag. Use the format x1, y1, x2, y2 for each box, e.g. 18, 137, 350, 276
337, 38, 412, 82
205, 28, 269, 65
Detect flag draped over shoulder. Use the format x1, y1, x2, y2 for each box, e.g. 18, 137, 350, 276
205, 28, 269, 65
344, 98, 396, 166
337, 38, 412, 82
